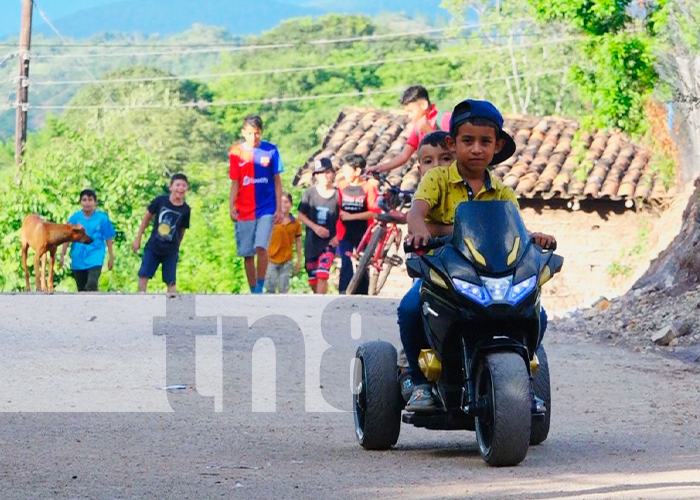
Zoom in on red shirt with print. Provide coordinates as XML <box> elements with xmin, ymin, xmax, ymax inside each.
<box><xmin>336</xmin><ymin>179</ymin><xmax>380</xmax><ymax>244</ymax></box>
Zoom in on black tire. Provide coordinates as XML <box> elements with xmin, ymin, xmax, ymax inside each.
<box><xmin>368</xmin><ymin>268</ymin><xmax>380</xmax><ymax>296</ymax></box>
<box><xmin>475</xmin><ymin>352</ymin><xmax>531</xmax><ymax>466</ymax></box>
<box><xmin>347</xmin><ymin>226</ymin><xmax>385</xmax><ymax>295</ymax></box>
<box><xmin>370</xmin><ymin>231</ymin><xmax>397</xmax><ymax>295</ymax></box>
<box><xmin>353</xmin><ymin>340</ymin><xmax>402</xmax><ymax>450</ymax></box>
<box><xmin>530</xmin><ymin>344</ymin><xmax>551</xmax><ymax>445</ymax></box>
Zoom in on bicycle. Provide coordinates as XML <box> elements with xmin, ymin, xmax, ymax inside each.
<box><xmin>345</xmin><ymin>181</ymin><xmax>413</xmax><ymax>295</ymax></box>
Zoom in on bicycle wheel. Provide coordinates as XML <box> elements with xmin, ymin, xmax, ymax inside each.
<box><xmin>369</xmin><ymin>230</ymin><xmax>397</xmax><ymax>296</ymax></box>
<box><xmin>347</xmin><ymin>226</ymin><xmax>385</xmax><ymax>295</ymax></box>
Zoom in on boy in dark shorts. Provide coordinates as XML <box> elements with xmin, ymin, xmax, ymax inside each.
<box><xmin>59</xmin><ymin>189</ymin><xmax>116</xmax><ymax>292</ymax></box>
<box><xmin>336</xmin><ymin>154</ymin><xmax>380</xmax><ymax>294</ymax></box>
<box><xmin>132</xmin><ymin>174</ymin><xmax>191</xmax><ymax>296</ymax></box>
<box><xmin>397</xmin><ymin>131</ymin><xmax>455</xmax><ymax>400</ymax></box>
<box><xmin>297</xmin><ymin>158</ymin><xmax>339</xmax><ymax>295</ymax></box>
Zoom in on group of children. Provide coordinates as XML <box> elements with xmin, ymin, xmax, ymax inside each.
<box><xmin>61</xmin><ymin>86</ymin><xmax>558</xmax><ymax>415</ymax></box>
<box><xmin>264</xmin><ymin>85</ymin><xmax>459</xmax><ymax>295</ymax></box>
<box><xmin>57</xmin><ymin>174</ymin><xmax>190</xmax><ymax>295</ymax></box>
<box><xmin>57</xmin><ymin>85</ymin><xmax>488</xmax><ymax>298</ymax></box>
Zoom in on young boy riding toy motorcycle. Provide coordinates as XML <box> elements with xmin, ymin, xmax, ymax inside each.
<box><xmin>400</xmin><ymin>99</ymin><xmax>556</xmax><ymax>412</ymax></box>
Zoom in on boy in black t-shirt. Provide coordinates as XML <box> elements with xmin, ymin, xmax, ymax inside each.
<box><xmin>297</xmin><ymin>158</ymin><xmax>339</xmax><ymax>295</ymax></box>
<box><xmin>132</xmin><ymin>174</ymin><xmax>191</xmax><ymax>296</ymax></box>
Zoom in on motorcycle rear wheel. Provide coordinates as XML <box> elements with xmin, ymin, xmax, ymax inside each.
<box><xmin>475</xmin><ymin>351</ymin><xmax>531</xmax><ymax>466</ymax></box>
<box><xmin>353</xmin><ymin>340</ymin><xmax>402</xmax><ymax>450</ymax></box>
<box><xmin>530</xmin><ymin>344</ymin><xmax>551</xmax><ymax>445</ymax></box>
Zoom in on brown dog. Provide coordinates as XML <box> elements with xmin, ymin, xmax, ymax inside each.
<box><xmin>20</xmin><ymin>214</ymin><xmax>93</xmax><ymax>293</ymax></box>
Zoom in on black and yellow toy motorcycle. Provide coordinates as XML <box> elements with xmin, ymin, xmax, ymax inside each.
<box><xmin>353</xmin><ymin>201</ymin><xmax>563</xmax><ymax>466</ymax></box>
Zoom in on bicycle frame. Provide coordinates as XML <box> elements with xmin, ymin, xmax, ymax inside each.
<box><xmin>345</xmin><ymin>179</ymin><xmax>413</xmax><ymax>295</ymax></box>
<box><xmin>354</xmin><ymin>219</ymin><xmax>401</xmax><ymax>270</ymax></box>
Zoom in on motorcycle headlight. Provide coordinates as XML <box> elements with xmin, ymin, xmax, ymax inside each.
<box><xmin>482</xmin><ymin>276</ymin><xmax>512</xmax><ymax>301</ymax></box>
<box><xmin>453</xmin><ymin>278</ymin><xmax>491</xmax><ymax>306</ymax></box>
<box><xmin>453</xmin><ymin>275</ymin><xmax>537</xmax><ymax>306</ymax></box>
<box><xmin>507</xmin><ymin>275</ymin><xmax>537</xmax><ymax>305</ymax></box>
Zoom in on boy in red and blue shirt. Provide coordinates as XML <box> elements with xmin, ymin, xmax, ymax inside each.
<box><xmin>229</xmin><ymin>115</ymin><xmax>284</xmax><ymax>293</ymax></box>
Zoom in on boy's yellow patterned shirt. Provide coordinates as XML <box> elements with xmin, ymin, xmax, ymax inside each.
<box><xmin>414</xmin><ymin>163</ymin><xmax>519</xmax><ymax>225</ymax></box>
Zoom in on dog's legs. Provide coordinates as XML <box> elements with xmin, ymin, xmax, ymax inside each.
<box><xmin>48</xmin><ymin>249</ymin><xmax>56</xmax><ymax>294</ymax></box>
<box><xmin>22</xmin><ymin>244</ymin><xmax>30</xmax><ymax>292</ymax></box>
<box><xmin>34</xmin><ymin>252</ymin><xmax>43</xmax><ymax>292</ymax></box>
<box><xmin>40</xmin><ymin>252</ymin><xmax>47</xmax><ymax>292</ymax></box>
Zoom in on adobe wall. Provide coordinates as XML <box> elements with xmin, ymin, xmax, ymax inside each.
<box><xmin>519</xmin><ymin>200</ymin><xmax>658</xmax><ymax>315</ymax></box>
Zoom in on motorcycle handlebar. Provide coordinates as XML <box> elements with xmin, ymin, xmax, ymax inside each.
<box><xmin>403</xmin><ymin>236</ymin><xmax>451</xmax><ymax>254</ymax></box>
<box><xmin>536</xmin><ymin>241</ymin><xmax>557</xmax><ymax>252</ymax></box>
<box><xmin>404</xmin><ymin>237</ymin><xmax>557</xmax><ymax>254</ymax></box>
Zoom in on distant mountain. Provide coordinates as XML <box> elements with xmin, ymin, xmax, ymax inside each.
<box><xmin>289</xmin><ymin>0</ymin><xmax>450</xmax><ymax>21</ymax></box>
<box><xmin>32</xmin><ymin>0</ymin><xmax>326</xmax><ymax>38</ymax></box>
<box><xmin>0</xmin><ymin>1</ymin><xmax>114</xmax><ymax>37</ymax></box>
<box><xmin>0</xmin><ymin>0</ymin><xmax>454</xmax><ymax>39</ymax></box>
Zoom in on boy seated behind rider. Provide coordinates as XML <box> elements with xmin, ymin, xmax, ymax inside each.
<box><xmin>400</xmin><ymin>99</ymin><xmax>556</xmax><ymax>412</ymax></box>
<box><xmin>416</xmin><ymin>131</ymin><xmax>454</xmax><ymax>177</ymax></box>
<box><xmin>397</xmin><ymin>130</ymin><xmax>454</xmax><ymax>400</ymax></box>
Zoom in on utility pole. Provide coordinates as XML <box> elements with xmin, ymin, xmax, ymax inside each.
<box><xmin>15</xmin><ymin>0</ymin><xmax>33</xmax><ymax>168</ymax></box>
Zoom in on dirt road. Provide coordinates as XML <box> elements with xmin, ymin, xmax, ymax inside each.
<box><xmin>1</xmin><ymin>294</ymin><xmax>699</xmax><ymax>499</ymax></box>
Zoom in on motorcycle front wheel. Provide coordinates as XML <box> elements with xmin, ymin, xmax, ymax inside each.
<box><xmin>475</xmin><ymin>351</ymin><xmax>531</xmax><ymax>466</ymax></box>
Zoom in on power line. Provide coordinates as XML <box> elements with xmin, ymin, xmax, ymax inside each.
<box><xmin>32</xmin><ymin>0</ymin><xmax>175</xmax><ymax>174</ymax></box>
<box><xmin>0</xmin><ymin>51</ymin><xmax>17</xmax><ymax>67</ymax></box>
<box><xmin>29</xmin><ymin>18</ymin><xmax>537</xmax><ymax>60</ymax></box>
<box><xmin>27</xmin><ymin>35</ymin><xmax>587</xmax><ymax>87</ymax></box>
<box><xmin>32</xmin><ymin>41</ymin><xmax>298</xmax><ymax>60</ymax></box>
<box><xmin>0</xmin><ymin>29</ymin><xmax>556</xmax><ymax>50</ymax></box>
<box><xmin>0</xmin><ymin>85</ymin><xmax>15</xmax><ymax>118</ymax></box>
<box><xmin>24</xmin><ymin>69</ymin><xmax>568</xmax><ymax>110</ymax></box>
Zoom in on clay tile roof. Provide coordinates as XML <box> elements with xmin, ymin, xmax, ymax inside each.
<box><xmin>293</xmin><ymin>107</ymin><xmax>671</xmax><ymax>206</ymax></box>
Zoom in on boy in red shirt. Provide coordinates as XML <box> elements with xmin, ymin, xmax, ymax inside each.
<box><xmin>229</xmin><ymin>115</ymin><xmax>284</xmax><ymax>294</ymax></box>
<box><xmin>336</xmin><ymin>154</ymin><xmax>381</xmax><ymax>294</ymax></box>
<box><xmin>366</xmin><ymin>85</ymin><xmax>451</xmax><ymax>175</ymax></box>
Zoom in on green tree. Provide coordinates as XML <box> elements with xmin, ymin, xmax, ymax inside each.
<box><xmin>526</xmin><ymin>0</ymin><xmax>662</xmax><ymax>133</ymax></box>
<box><xmin>443</xmin><ymin>0</ymin><xmax>664</xmax><ymax>133</ymax></box>
<box><xmin>0</xmin><ymin>68</ymin><xmax>250</xmax><ymax>293</ymax></box>
<box><xmin>440</xmin><ymin>0</ymin><xmax>585</xmax><ymax>117</ymax></box>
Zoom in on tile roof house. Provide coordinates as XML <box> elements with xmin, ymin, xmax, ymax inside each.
<box><xmin>293</xmin><ymin>106</ymin><xmax>682</xmax><ymax>314</ymax></box>
<box><xmin>293</xmin><ymin>107</ymin><xmax>671</xmax><ymax>207</ymax></box>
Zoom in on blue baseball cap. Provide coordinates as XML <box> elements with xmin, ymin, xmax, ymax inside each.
<box><xmin>449</xmin><ymin>99</ymin><xmax>516</xmax><ymax>165</ymax></box>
